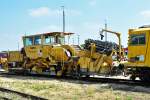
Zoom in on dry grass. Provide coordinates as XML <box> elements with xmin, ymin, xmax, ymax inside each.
<box><xmin>0</xmin><ymin>76</ymin><xmax>149</xmax><ymax>100</ymax></box>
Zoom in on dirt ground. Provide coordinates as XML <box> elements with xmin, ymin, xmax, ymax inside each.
<box><xmin>0</xmin><ymin>75</ymin><xmax>149</xmax><ymax>100</ymax></box>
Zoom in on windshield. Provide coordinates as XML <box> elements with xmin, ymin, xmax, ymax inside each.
<box><xmin>34</xmin><ymin>36</ymin><xmax>41</xmax><ymax>45</ymax></box>
<box><xmin>44</xmin><ymin>35</ymin><xmax>65</xmax><ymax>44</ymax></box>
<box><xmin>24</xmin><ymin>37</ymin><xmax>33</xmax><ymax>46</ymax></box>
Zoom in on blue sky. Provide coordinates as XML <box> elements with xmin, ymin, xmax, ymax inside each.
<box><xmin>0</xmin><ymin>0</ymin><xmax>150</xmax><ymax>51</ymax></box>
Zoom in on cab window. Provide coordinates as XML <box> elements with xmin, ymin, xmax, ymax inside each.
<box><xmin>34</xmin><ymin>36</ymin><xmax>41</xmax><ymax>45</ymax></box>
<box><xmin>58</xmin><ymin>37</ymin><xmax>65</xmax><ymax>44</ymax></box>
<box><xmin>44</xmin><ymin>36</ymin><xmax>55</xmax><ymax>44</ymax></box>
<box><xmin>130</xmin><ymin>34</ymin><xmax>146</xmax><ymax>45</ymax></box>
<box><xmin>24</xmin><ymin>37</ymin><xmax>33</xmax><ymax>46</ymax></box>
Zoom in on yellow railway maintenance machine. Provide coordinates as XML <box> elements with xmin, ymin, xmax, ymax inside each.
<box><xmin>7</xmin><ymin>32</ymin><xmax>80</xmax><ymax>76</ymax></box>
<box><xmin>126</xmin><ymin>25</ymin><xmax>150</xmax><ymax>81</ymax></box>
<box><xmin>76</xmin><ymin>29</ymin><xmax>124</xmax><ymax>77</ymax></box>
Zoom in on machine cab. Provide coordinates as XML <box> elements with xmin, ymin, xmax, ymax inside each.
<box><xmin>23</xmin><ymin>32</ymin><xmax>74</xmax><ymax>46</ymax></box>
<box><xmin>22</xmin><ymin>32</ymin><xmax>74</xmax><ymax>59</ymax></box>
<box><xmin>128</xmin><ymin>26</ymin><xmax>150</xmax><ymax>67</ymax></box>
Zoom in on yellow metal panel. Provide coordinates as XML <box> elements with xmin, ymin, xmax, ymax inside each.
<box><xmin>50</xmin><ymin>47</ymin><xmax>69</xmax><ymax>62</ymax></box>
<box><xmin>128</xmin><ymin>28</ymin><xmax>150</xmax><ymax>67</ymax></box>
<box><xmin>89</xmin><ymin>61</ymin><xmax>95</xmax><ymax>72</ymax></box>
<box><xmin>78</xmin><ymin>57</ymin><xmax>90</xmax><ymax>69</ymax></box>
<box><xmin>24</xmin><ymin>45</ymin><xmax>53</xmax><ymax>59</ymax></box>
<box><xmin>8</xmin><ymin>51</ymin><xmax>23</xmax><ymax>62</ymax></box>
<box><xmin>145</xmin><ymin>31</ymin><xmax>150</xmax><ymax>66</ymax></box>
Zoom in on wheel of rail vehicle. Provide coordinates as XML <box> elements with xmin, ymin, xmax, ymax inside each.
<box><xmin>86</xmin><ymin>75</ymin><xmax>90</xmax><ymax>78</ymax></box>
<box><xmin>60</xmin><ymin>68</ymin><xmax>67</xmax><ymax>78</ymax></box>
<box><xmin>71</xmin><ymin>65</ymin><xmax>81</xmax><ymax>79</ymax></box>
<box><xmin>130</xmin><ymin>75</ymin><xmax>136</xmax><ymax>81</ymax></box>
<box><xmin>55</xmin><ymin>65</ymin><xmax>63</xmax><ymax>77</ymax></box>
<box><xmin>130</xmin><ymin>70</ymin><xmax>136</xmax><ymax>81</ymax></box>
<box><xmin>139</xmin><ymin>70</ymin><xmax>150</xmax><ymax>82</ymax></box>
<box><xmin>76</xmin><ymin>65</ymin><xmax>81</xmax><ymax>79</ymax></box>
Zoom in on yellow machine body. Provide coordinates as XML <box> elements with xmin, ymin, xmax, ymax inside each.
<box><xmin>24</xmin><ymin>45</ymin><xmax>71</xmax><ymax>62</ymax></box>
<box><xmin>1</xmin><ymin>51</ymin><xmax>23</xmax><ymax>71</ymax></box>
<box><xmin>76</xmin><ymin>29</ymin><xmax>123</xmax><ymax>75</ymax></box>
<box><xmin>4</xmin><ymin>32</ymin><xmax>79</xmax><ymax>76</ymax></box>
<box><xmin>0</xmin><ymin>58</ymin><xmax>7</xmax><ymax>64</ymax></box>
<box><xmin>24</xmin><ymin>45</ymin><xmax>52</xmax><ymax>59</ymax></box>
<box><xmin>7</xmin><ymin>51</ymin><xmax>23</xmax><ymax>62</ymax></box>
<box><xmin>127</xmin><ymin>28</ymin><xmax>150</xmax><ymax>67</ymax></box>
<box><xmin>0</xmin><ymin>52</ymin><xmax>8</xmax><ymax>67</ymax></box>
<box><xmin>77</xmin><ymin>44</ymin><xmax>113</xmax><ymax>74</ymax></box>
<box><xmin>22</xmin><ymin>32</ymin><xmax>76</xmax><ymax>73</ymax></box>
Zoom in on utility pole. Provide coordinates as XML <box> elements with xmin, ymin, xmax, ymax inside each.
<box><xmin>62</xmin><ymin>6</ymin><xmax>65</xmax><ymax>33</ymax></box>
<box><xmin>18</xmin><ymin>42</ymin><xmax>19</xmax><ymax>51</ymax></box>
<box><xmin>105</xmin><ymin>19</ymin><xmax>107</xmax><ymax>42</ymax></box>
<box><xmin>61</xmin><ymin>6</ymin><xmax>65</xmax><ymax>44</ymax></box>
<box><xmin>77</xmin><ymin>35</ymin><xmax>80</xmax><ymax>45</ymax></box>
<box><xmin>104</xmin><ymin>19</ymin><xmax>107</xmax><ymax>49</ymax></box>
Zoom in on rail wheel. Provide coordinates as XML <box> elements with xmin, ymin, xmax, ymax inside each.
<box><xmin>76</xmin><ymin>65</ymin><xmax>81</xmax><ymax>79</ymax></box>
<box><xmin>130</xmin><ymin>74</ymin><xmax>136</xmax><ymax>81</ymax></box>
<box><xmin>139</xmin><ymin>70</ymin><xmax>150</xmax><ymax>82</ymax></box>
<box><xmin>71</xmin><ymin>65</ymin><xmax>81</xmax><ymax>79</ymax></box>
<box><xmin>86</xmin><ymin>75</ymin><xmax>90</xmax><ymax>78</ymax></box>
<box><xmin>32</xmin><ymin>66</ymin><xmax>43</xmax><ymax>74</ymax></box>
<box><xmin>55</xmin><ymin>64</ymin><xmax>63</xmax><ymax>77</ymax></box>
<box><xmin>56</xmin><ymin>70</ymin><xmax>63</xmax><ymax>77</ymax></box>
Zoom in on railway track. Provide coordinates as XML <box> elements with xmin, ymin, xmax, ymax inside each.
<box><xmin>0</xmin><ymin>87</ymin><xmax>47</xmax><ymax>100</ymax></box>
<box><xmin>83</xmin><ymin>77</ymin><xmax>150</xmax><ymax>87</ymax></box>
<box><xmin>0</xmin><ymin>72</ymin><xmax>149</xmax><ymax>87</ymax></box>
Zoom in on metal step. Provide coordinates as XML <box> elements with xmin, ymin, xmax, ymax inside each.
<box><xmin>71</xmin><ymin>45</ymin><xmax>82</xmax><ymax>51</ymax></box>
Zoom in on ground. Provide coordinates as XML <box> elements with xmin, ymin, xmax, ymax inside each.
<box><xmin>0</xmin><ymin>75</ymin><xmax>149</xmax><ymax>100</ymax></box>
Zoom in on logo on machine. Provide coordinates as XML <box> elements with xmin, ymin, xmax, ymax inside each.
<box><xmin>38</xmin><ymin>49</ymin><xmax>43</xmax><ymax>57</ymax></box>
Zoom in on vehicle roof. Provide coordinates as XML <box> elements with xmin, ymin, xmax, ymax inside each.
<box><xmin>129</xmin><ymin>28</ymin><xmax>150</xmax><ymax>33</ymax></box>
<box><xmin>23</xmin><ymin>32</ymin><xmax>74</xmax><ymax>38</ymax></box>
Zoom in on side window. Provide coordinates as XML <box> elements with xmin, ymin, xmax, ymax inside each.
<box><xmin>58</xmin><ymin>37</ymin><xmax>65</xmax><ymax>44</ymax></box>
<box><xmin>139</xmin><ymin>35</ymin><xmax>145</xmax><ymax>44</ymax></box>
<box><xmin>24</xmin><ymin>37</ymin><xmax>33</xmax><ymax>46</ymax></box>
<box><xmin>34</xmin><ymin>36</ymin><xmax>41</xmax><ymax>45</ymax></box>
<box><xmin>44</xmin><ymin>36</ymin><xmax>55</xmax><ymax>44</ymax></box>
<box><xmin>130</xmin><ymin>34</ymin><xmax>146</xmax><ymax>45</ymax></box>
<box><xmin>45</xmin><ymin>36</ymin><xmax>50</xmax><ymax>44</ymax></box>
<box><xmin>50</xmin><ymin>37</ymin><xmax>55</xmax><ymax>43</ymax></box>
